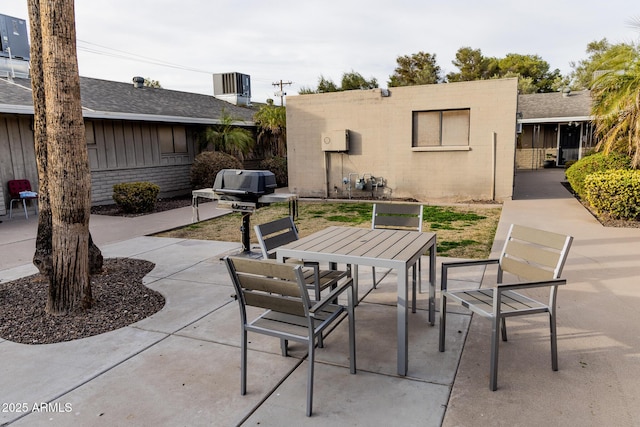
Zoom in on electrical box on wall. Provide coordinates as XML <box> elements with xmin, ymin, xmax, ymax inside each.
<box><xmin>321</xmin><ymin>130</ymin><xmax>350</xmax><ymax>152</ymax></box>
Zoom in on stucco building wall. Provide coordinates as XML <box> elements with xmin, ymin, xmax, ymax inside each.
<box><xmin>286</xmin><ymin>78</ymin><xmax>519</xmax><ymax>203</ymax></box>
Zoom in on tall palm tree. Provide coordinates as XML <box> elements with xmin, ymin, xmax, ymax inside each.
<box><xmin>29</xmin><ymin>0</ymin><xmax>96</xmax><ymax>314</ymax></box>
<box><xmin>202</xmin><ymin>109</ymin><xmax>254</xmax><ymax>161</ymax></box>
<box><xmin>254</xmin><ymin>101</ymin><xmax>287</xmax><ymax>157</ymax></box>
<box><xmin>591</xmin><ymin>25</ymin><xmax>640</xmax><ymax>168</ymax></box>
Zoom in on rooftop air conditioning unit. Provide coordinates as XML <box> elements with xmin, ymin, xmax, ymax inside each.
<box><xmin>321</xmin><ymin>130</ymin><xmax>349</xmax><ymax>152</ymax></box>
<box><xmin>213</xmin><ymin>72</ymin><xmax>251</xmax><ymax>106</ymax></box>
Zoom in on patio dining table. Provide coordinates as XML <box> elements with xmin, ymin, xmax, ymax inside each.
<box><xmin>276</xmin><ymin>226</ymin><xmax>436</xmax><ymax>376</ymax></box>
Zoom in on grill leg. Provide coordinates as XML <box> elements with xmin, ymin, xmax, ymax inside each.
<box><xmin>241</xmin><ymin>213</ymin><xmax>251</xmax><ymax>252</ymax></box>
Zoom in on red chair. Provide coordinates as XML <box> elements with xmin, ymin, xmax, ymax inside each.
<box><xmin>8</xmin><ymin>179</ymin><xmax>38</xmax><ymax>219</ymax></box>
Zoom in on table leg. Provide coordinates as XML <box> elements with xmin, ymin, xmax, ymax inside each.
<box><xmin>397</xmin><ymin>265</ymin><xmax>409</xmax><ymax>376</ymax></box>
<box><xmin>352</xmin><ymin>264</ymin><xmax>359</xmax><ymax>306</ymax></box>
<box><xmin>429</xmin><ymin>242</ymin><xmax>436</xmax><ymax>326</ymax></box>
<box><xmin>191</xmin><ymin>196</ymin><xmax>200</xmax><ymax>223</ymax></box>
<box><xmin>412</xmin><ymin>262</ymin><xmax>417</xmax><ymax>313</ymax></box>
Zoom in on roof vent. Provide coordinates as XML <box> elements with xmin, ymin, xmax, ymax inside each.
<box><xmin>132</xmin><ymin>76</ymin><xmax>145</xmax><ymax>88</ymax></box>
<box><xmin>562</xmin><ymin>87</ymin><xmax>571</xmax><ymax>97</ymax></box>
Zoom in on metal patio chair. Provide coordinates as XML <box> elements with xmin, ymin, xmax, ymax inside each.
<box><xmin>439</xmin><ymin>224</ymin><xmax>573</xmax><ymax>390</ymax></box>
<box><xmin>371</xmin><ymin>203</ymin><xmax>424</xmax><ymax>312</ymax></box>
<box><xmin>8</xmin><ymin>179</ymin><xmax>38</xmax><ymax>219</ymax></box>
<box><xmin>254</xmin><ymin>217</ymin><xmax>347</xmax><ymax>301</ymax></box>
<box><xmin>225</xmin><ymin>256</ymin><xmax>356</xmax><ymax>417</ymax></box>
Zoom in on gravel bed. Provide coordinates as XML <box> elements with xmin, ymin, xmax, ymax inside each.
<box><xmin>0</xmin><ymin>198</ymin><xmax>195</xmax><ymax>345</ymax></box>
<box><xmin>0</xmin><ymin>258</ymin><xmax>165</xmax><ymax>345</ymax></box>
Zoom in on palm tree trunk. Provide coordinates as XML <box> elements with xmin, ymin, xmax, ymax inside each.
<box><xmin>36</xmin><ymin>0</ymin><xmax>93</xmax><ymax>314</ymax></box>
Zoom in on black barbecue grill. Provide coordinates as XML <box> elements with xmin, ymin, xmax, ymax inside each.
<box><xmin>210</xmin><ymin>169</ymin><xmax>295</xmax><ymax>252</ymax></box>
<box><xmin>213</xmin><ymin>169</ymin><xmax>277</xmax><ymax>203</ymax></box>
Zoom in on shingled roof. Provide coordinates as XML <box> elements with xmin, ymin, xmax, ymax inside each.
<box><xmin>518</xmin><ymin>90</ymin><xmax>592</xmax><ymax>123</ymax></box>
<box><xmin>0</xmin><ymin>76</ymin><xmax>255</xmax><ymax>125</ymax></box>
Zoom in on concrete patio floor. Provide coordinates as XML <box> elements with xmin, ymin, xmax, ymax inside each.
<box><xmin>0</xmin><ymin>233</ymin><xmax>476</xmax><ymax>426</ymax></box>
<box><xmin>1</xmin><ymin>169</ymin><xmax>639</xmax><ymax>426</ymax></box>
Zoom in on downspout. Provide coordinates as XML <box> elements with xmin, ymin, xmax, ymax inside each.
<box><xmin>491</xmin><ymin>131</ymin><xmax>497</xmax><ymax>201</ymax></box>
<box><xmin>324</xmin><ymin>151</ymin><xmax>329</xmax><ymax>198</ymax></box>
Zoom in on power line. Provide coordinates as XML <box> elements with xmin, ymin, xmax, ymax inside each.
<box><xmin>76</xmin><ymin>39</ymin><xmax>214</xmax><ymax>74</ymax></box>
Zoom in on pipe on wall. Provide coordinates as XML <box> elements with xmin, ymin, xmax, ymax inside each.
<box><xmin>491</xmin><ymin>132</ymin><xmax>497</xmax><ymax>201</ymax></box>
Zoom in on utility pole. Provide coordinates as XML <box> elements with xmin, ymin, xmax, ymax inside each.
<box><xmin>272</xmin><ymin>80</ymin><xmax>292</xmax><ymax>106</ymax></box>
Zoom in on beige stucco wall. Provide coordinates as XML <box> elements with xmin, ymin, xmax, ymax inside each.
<box><xmin>286</xmin><ymin>78</ymin><xmax>519</xmax><ymax>203</ymax></box>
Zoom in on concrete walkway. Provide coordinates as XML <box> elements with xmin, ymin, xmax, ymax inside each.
<box><xmin>1</xmin><ymin>169</ymin><xmax>639</xmax><ymax>426</ymax></box>
<box><xmin>443</xmin><ymin>169</ymin><xmax>640</xmax><ymax>427</ymax></box>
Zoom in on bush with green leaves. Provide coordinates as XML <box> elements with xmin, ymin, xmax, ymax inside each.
<box><xmin>584</xmin><ymin>170</ymin><xmax>640</xmax><ymax>220</ymax></box>
<box><xmin>190</xmin><ymin>151</ymin><xmax>243</xmax><ymax>189</ymax></box>
<box><xmin>565</xmin><ymin>152</ymin><xmax>632</xmax><ymax>198</ymax></box>
<box><xmin>259</xmin><ymin>156</ymin><xmax>288</xmax><ymax>187</ymax></box>
<box><xmin>112</xmin><ymin>182</ymin><xmax>160</xmax><ymax>214</ymax></box>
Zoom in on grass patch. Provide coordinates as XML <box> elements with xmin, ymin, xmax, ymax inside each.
<box><xmin>156</xmin><ymin>201</ymin><xmax>501</xmax><ymax>259</ymax></box>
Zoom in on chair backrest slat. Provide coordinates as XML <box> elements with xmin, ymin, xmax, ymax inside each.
<box><xmin>509</xmin><ymin>224</ymin><xmax>569</xmax><ymax>250</ymax></box>
<box><xmin>501</xmin><ymin>257</ymin><xmax>556</xmax><ymax>281</ymax></box>
<box><xmin>504</xmin><ymin>240</ymin><xmax>562</xmax><ymax>269</ymax></box>
<box><xmin>243</xmin><ymin>292</ymin><xmax>306</xmax><ymax>317</ymax></box>
<box><xmin>500</xmin><ymin>224</ymin><xmax>573</xmax><ymax>280</ymax></box>
<box><xmin>229</xmin><ymin>256</ymin><xmax>296</xmax><ymax>279</ymax></box>
<box><xmin>235</xmin><ymin>273</ymin><xmax>301</xmax><ymax>297</ymax></box>
<box><xmin>254</xmin><ymin>217</ymin><xmax>299</xmax><ymax>259</ymax></box>
<box><xmin>372</xmin><ymin>203</ymin><xmax>423</xmax><ymax>231</ymax></box>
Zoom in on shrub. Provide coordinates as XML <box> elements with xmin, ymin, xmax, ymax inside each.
<box><xmin>259</xmin><ymin>156</ymin><xmax>288</xmax><ymax>187</ymax></box>
<box><xmin>190</xmin><ymin>151</ymin><xmax>243</xmax><ymax>189</ymax></box>
<box><xmin>565</xmin><ymin>152</ymin><xmax>632</xmax><ymax>198</ymax></box>
<box><xmin>584</xmin><ymin>170</ymin><xmax>640</xmax><ymax>220</ymax></box>
<box><xmin>112</xmin><ymin>182</ymin><xmax>160</xmax><ymax>214</ymax></box>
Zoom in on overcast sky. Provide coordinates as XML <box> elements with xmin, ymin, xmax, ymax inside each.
<box><xmin>2</xmin><ymin>1</ymin><xmax>639</xmax><ymax>104</ymax></box>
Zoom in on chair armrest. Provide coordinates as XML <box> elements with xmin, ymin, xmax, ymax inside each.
<box><xmin>309</xmin><ymin>277</ymin><xmax>354</xmax><ymax>314</ymax></box>
<box><xmin>442</xmin><ymin>259</ymin><xmax>499</xmax><ymax>269</ymax></box>
<box><xmin>496</xmin><ymin>279</ymin><xmax>566</xmax><ymax>293</ymax></box>
<box><xmin>282</xmin><ymin>258</ymin><xmax>319</xmax><ymax>269</ymax></box>
<box><xmin>441</xmin><ymin>259</ymin><xmax>499</xmax><ymax>290</ymax></box>
<box><xmin>303</xmin><ymin>261</ymin><xmax>320</xmax><ymax>275</ymax></box>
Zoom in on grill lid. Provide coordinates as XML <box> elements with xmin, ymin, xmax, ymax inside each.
<box><xmin>213</xmin><ymin>169</ymin><xmax>276</xmax><ymax>200</ymax></box>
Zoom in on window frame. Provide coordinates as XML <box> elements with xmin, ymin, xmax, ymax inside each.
<box><xmin>411</xmin><ymin>108</ymin><xmax>471</xmax><ymax>152</ymax></box>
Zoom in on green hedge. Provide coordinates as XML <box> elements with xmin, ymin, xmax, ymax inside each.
<box><xmin>190</xmin><ymin>151</ymin><xmax>242</xmax><ymax>189</ymax></box>
<box><xmin>585</xmin><ymin>170</ymin><xmax>640</xmax><ymax>220</ymax></box>
<box><xmin>565</xmin><ymin>152</ymin><xmax>632</xmax><ymax>198</ymax></box>
<box><xmin>112</xmin><ymin>182</ymin><xmax>160</xmax><ymax>214</ymax></box>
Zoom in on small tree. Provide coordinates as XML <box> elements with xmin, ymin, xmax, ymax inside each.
<box><xmin>496</xmin><ymin>53</ymin><xmax>561</xmax><ymax>92</ymax></box>
<box><xmin>200</xmin><ymin>109</ymin><xmax>254</xmax><ymax>160</ymax></box>
<box><xmin>446</xmin><ymin>47</ymin><xmax>497</xmax><ymax>82</ymax></box>
<box><xmin>590</xmin><ymin>33</ymin><xmax>640</xmax><ymax>167</ymax></box>
<box><xmin>569</xmin><ymin>39</ymin><xmax>608</xmax><ymax>89</ymax></box>
<box><xmin>317</xmin><ymin>75</ymin><xmax>339</xmax><ymax>93</ymax></box>
<box><xmin>340</xmin><ymin>71</ymin><xmax>378</xmax><ymax>90</ymax></box>
<box><xmin>388</xmin><ymin>51</ymin><xmax>442</xmax><ymax>87</ymax></box>
<box><xmin>299</xmin><ymin>71</ymin><xmax>378</xmax><ymax>94</ymax></box>
<box><xmin>254</xmin><ymin>100</ymin><xmax>287</xmax><ymax>158</ymax></box>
